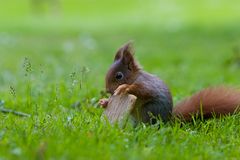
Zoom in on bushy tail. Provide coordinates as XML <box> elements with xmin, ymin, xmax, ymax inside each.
<box><xmin>172</xmin><ymin>87</ymin><xmax>240</xmax><ymax>121</ymax></box>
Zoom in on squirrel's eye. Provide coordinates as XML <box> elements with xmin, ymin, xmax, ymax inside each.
<box><xmin>115</xmin><ymin>72</ymin><xmax>124</xmax><ymax>80</ymax></box>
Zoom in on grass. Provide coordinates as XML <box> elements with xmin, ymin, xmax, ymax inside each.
<box><xmin>1</xmin><ymin>0</ymin><xmax>240</xmax><ymax>159</ymax></box>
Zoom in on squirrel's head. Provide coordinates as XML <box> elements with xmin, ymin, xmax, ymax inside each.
<box><xmin>105</xmin><ymin>42</ymin><xmax>141</xmax><ymax>94</ymax></box>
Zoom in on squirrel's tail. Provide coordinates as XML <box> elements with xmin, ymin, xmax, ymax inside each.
<box><xmin>172</xmin><ymin>87</ymin><xmax>240</xmax><ymax>121</ymax></box>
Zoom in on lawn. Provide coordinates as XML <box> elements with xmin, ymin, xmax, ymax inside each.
<box><xmin>1</xmin><ymin>0</ymin><xmax>240</xmax><ymax>159</ymax></box>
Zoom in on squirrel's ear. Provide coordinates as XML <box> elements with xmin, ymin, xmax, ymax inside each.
<box><xmin>114</xmin><ymin>42</ymin><xmax>133</xmax><ymax>61</ymax></box>
<box><xmin>117</xmin><ymin>42</ymin><xmax>139</xmax><ymax>71</ymax></box>
<box><xmin>114</xmin><ymin>49</ymin><xmax>122</xmax><ymax>61</ymax></box>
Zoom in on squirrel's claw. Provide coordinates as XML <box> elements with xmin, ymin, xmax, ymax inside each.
<box><xmin>114</xmin><ymin>84</ymin><xmax>130</xmax><ymax>96</ymax></box>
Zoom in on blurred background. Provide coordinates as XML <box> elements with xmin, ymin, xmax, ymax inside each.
<box><xmin>1</xmin><ymin>1</ymin><xmax>240</xmax><ymax>158</ymax></box>
<box><xmin>1</xmin><ymin>0</ymin><xmax>240</xmax><ymax>101</ymax></box>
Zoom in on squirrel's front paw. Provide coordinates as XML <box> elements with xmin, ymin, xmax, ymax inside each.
<box><xmin>98</xmin><ymin>98</ymin><xmax>109</xmax><ymax>108</ymax></box>
<box><xmin>114</xmin><ymin>84</ymin><xmax>130</xmax><ymax>95</ymax></box>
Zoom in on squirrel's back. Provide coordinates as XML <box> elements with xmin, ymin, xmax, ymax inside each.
<box><xmin>173</xmin><ymin>87</ymin><xmax>240</xmax><ymax>121</ymax></box>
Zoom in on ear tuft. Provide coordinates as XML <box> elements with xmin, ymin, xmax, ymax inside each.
<box><xmin>114</xmin><ymin>41</ymin><xmax>140</xmax><ymax>71</ymax></box>
<box><xmin>114</xmin><ymin>42</ymin><xmax>134</xmax><ymax>61</ymax></box>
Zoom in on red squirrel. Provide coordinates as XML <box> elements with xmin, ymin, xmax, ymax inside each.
<box><xmin>99</xmin><ymin>42</ymin><xmax>240</xmax><ymax>123</ymax></box>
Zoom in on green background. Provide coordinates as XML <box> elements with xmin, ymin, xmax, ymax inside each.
<box><xmin>1</xmin><ymin>0</ymin><xmax>240</xmax><ymax>159</ymax></box>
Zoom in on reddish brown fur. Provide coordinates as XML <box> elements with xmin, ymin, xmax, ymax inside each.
<box><xmin>127</xmin><ymin>83</ymin><xmax>154</xmax><ymax>99</ymax></box>
<box><xmin>173</xmin><ymin>87</ymin><xmax>240</xmax><ymax>121</ymax></box>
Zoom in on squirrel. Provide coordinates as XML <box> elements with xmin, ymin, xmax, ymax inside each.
<box><xmin>99</xmin><ymin>42</ymin><xmax>240</xmax><ymax>124</ymax></box>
